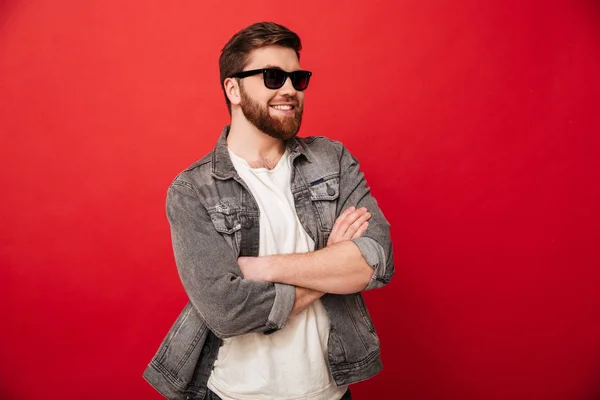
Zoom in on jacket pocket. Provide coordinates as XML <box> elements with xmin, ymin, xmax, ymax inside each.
<box><xmin>309</xmin><ymin>176</ymin><xmax>340</xmax><ymax>232</ymax></box>
<box><xmin>208</xmin><ymin>210</ymin><xmax>242</xmax><ymax>254</ymax></box>
<box><xmin>209</xmin><ymin>210</ymin><xmax>242</xmax><ymax>234</ymax></box>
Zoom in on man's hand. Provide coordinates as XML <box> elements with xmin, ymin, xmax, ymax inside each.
<box><xmin>327</xmin><ymin>206</ymin><xmax>371</xmax><ymax>246</ymax></box>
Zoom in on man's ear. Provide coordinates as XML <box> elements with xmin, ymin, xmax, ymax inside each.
<box><xmin>224</xmin><ymin>78</ymin><xmax>241</xmax><ymax>106</ymax></box>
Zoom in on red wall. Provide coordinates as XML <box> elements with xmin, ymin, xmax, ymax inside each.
<box><xmin>2</xmin><ymin>1</ymin><xmax>600</xmax><ymax>399</ymax></box>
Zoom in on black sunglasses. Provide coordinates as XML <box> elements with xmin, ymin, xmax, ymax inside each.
<box><xmin>231</xmin><ymin>68</ymin><xmax>312</xmax><ymax>91</ymax></box>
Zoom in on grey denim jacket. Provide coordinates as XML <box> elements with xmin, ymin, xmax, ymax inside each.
<box><xmin>143</xmin><ymin>126</ymin><xmax>394</xmax><ymax>399</ymax></box>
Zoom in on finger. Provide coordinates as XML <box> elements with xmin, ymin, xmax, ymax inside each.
<box><xmin>339</xmin><ymin>207</ymin><xmax>368</xmax><ymax>231</ymax></box>
<box><xmin>335</xmin><ymin>206</ymin><xmax>357</xmax><ymax>227</ymax></box>
<box><xmin>352</xmin><ymin>221</ymin><xmax>369</xmax><ymax>239</ymax></box>
<box><xmin>330</xmin><ymin>206</ymin><xmax>356</xmax><ymax>239</ymax></box>
<box><xmin>343</xmin><ymin>211</ymin><xmax>372</xmax><ymax>240</ymax></box>
<box><xmin>334</xmin><ymin>207</ymin><xmax>368</xmax><ymax>241</ymax></box>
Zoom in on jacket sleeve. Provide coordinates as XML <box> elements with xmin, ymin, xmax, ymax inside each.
<box><xmin>334</xmin><ymin>142</ymin><xmax>395</xmax><ymax>290</ymax></box>
<box><xmin>166</xmin><ymin>180</ymin><xmax>295</xmax><ymax>339</ymax></box>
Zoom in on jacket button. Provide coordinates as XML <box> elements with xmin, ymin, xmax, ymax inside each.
<box><xmin>243</xmin><ymin>219</ymin><xmax>253</xmax><ymax>229</ymax></box>
<box><xmin>326</xmin><ymin>184</ymin><xmax>336</xmax><ymax>196</ymax></box>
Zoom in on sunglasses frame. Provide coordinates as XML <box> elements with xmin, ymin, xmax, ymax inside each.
<box><xmin>231</xmin><ymin>68</ymin><xmax>312</xmax><ymax>91</ymax></box>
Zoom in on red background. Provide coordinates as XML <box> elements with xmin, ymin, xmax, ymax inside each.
<box><xmin>1</xmin><ymin>1</ymin><xmax>600</xmax><ymax>399</ymax></box>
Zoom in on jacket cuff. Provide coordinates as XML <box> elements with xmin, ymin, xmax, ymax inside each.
<box><xmin>265</xmin><ymin>283</ymin><xmax>295</xmax><ymax>333</ymax></box>
<box><xmin>352</xmin><ymin>236</ymin><xmax>387</xmax><ymax>291</ymax></box>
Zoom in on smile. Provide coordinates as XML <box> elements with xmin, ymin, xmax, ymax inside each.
<box><xmin>270</xmin><ymin>105</ymin><xmax>294</xmax><ymax>111</ymax></box>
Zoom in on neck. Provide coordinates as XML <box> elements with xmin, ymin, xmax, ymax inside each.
<box><xmin>227</xmin><ymin>113</ymin><xmax>286</xmax><ymax>165</ymax></box>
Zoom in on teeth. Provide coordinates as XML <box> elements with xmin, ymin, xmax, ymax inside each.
<box><xmin>271</xmin><ymin>105</ymin><xmax>293</xmax><ymax>110</ymax></box>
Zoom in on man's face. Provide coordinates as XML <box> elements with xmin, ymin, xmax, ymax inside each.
<box><xmin>237</xmin><ymin>45</ymin><xmax>305</xmax><ymax>140</ymax></box>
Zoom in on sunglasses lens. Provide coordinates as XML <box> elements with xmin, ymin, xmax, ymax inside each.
<box><xmin>264</xmin><ymin>69</ymin><xmax>286</xmax><ymax>89</ymax></box>
<box><xmin>292</xmin><ymin>71</ymin><xmax>311</xmax><ymax>91</ymax></box>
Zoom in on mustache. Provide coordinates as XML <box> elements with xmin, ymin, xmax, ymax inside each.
<box><xmin>269</xmin><ymin>98</ymin><xmax>300</xmax><ymax>107</ymax></box>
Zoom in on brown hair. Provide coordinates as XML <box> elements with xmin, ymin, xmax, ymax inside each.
<box><xmin>219</xmin><ymin>22</ymin><xmax>302</xmax><ymax>114</ymax></box>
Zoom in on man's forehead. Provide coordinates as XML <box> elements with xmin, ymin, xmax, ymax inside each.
<box><xmin>244</xmin><ymin>46</ymin><xmax>300</xmax><ymax>69</ymax></box>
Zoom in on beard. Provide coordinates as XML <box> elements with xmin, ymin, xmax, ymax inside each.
<box><xmin>239</xmin><ymin>86</ymin><xmax>303</xmax><ymax>141</ymax></box>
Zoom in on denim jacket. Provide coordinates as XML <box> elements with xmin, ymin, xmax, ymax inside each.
<box><xmin>143</xmin><ymin>126</ymin><xmax>394</xmax><ymax>399</ymax></box>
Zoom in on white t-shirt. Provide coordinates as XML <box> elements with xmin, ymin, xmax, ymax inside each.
<box><xmin>206</xmin><ymin>148</ymin><xmax>347</xmax><ymax>400</ymax></box>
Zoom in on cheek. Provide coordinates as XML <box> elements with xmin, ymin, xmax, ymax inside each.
<box><xmin>254</xmin><ymin>87</ymin><xmax>277</xmax><ymax>106</ymax></box>
<box><xmin>244</xmin><ymin>79</ymin><xmax>272</xmax><ymax>103</ymax></box>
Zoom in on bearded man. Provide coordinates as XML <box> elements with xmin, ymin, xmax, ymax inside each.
<box><xmin>144</xmin><ymin>21</ymin><xmax>395</xmax><ymax>400</ymax></box>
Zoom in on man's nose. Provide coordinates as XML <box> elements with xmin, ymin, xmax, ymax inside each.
<box><xmin>277</xmin><ymin>76</ymin><xmax>297</xmax><ymax>96</ymax></box>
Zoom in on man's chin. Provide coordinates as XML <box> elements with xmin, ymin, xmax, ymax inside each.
<box><xmin>269</xmin><ymin>111</ymin><xmax>297</xmax><ymax>121</ymax></box>
<box><xmin>263</xmin><ymin>119</ymin><xmax>301</xmax><ymax>140</ymax></box>
<box><xmin>264</xmin><ymin>128</ymin><xmax>298</xmax><ymax>141</ymax></box>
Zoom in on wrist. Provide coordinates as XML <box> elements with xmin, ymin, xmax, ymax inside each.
<box><xmin>262</xmin><ymin>255</ymin><xmax>278</xmax><ymax>282</ymax></box>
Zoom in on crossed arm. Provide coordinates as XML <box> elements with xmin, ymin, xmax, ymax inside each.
<box><xmin>239</xmin><ymin>206</ymin><xmax>374</xmax><ymax>315</ymax></box>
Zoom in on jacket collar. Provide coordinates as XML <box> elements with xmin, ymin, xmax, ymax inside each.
<box><xmin>211</xmin><ymin>125</ymin><xmax>312</xmax><ymax>180</ymax></box>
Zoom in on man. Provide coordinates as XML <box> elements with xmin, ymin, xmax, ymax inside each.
<box><xmin>143</xmin><ymin>22</ymin><xmax>394</xmax><ymax>400</ymax></box>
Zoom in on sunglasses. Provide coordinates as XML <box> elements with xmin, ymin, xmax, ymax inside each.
<box><xmin>231</xmin><ymin>68</ymin><xmax>312</xmax><ymax>91</ymax></box>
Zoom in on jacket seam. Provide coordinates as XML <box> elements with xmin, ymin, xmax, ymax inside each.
<box><xmin>173</xmin><ymin>323</ymin><xmax>206</xmax><ymax>374</ymax></box>
<box><xmin>342</xmin><ymin>298</ymin><xmax>370</xmax><ymax>351</ymax></box>
<box><xmin>170</xmin><ymin>180</ymin><xmax>195</xmax><ymax>191</ymax></box>
<box><xmin>157</xmin><ymin>305</ymin><xmax>193</xmax><ymax>364</ymax></box>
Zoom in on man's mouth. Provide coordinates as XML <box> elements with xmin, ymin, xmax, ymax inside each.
<box><xmin>270</xmin><ymin>104</ymin><xmax>295</xmax><ymax>111</ymax></box>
